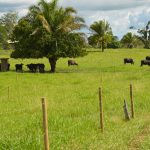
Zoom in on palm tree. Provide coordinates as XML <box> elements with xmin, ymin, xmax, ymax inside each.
<box><xmin>27</xmin><ymin>0</ymin><xmax>85</xmax><ymax>72</ymax></box>
<box><xmin>89</xmin><ymin>20</ymin><xmax>112</xmax><ymax>52</ymax></box>
<box><xmin>121</xmin><ymin>32</ymin><xmax>142</xmax><ymax>48</ymax></box>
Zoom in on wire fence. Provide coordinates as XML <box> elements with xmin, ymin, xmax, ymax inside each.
<box><xmin>0</xmin><ymin>84</ymin><xmax>103</xmax><ymax>148</ymax></box>
<box><xmin>0</xmin><ymin>81</ymin><xmax>148</xmax><ymax>149</ymax></box>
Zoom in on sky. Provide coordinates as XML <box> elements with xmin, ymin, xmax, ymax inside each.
<box><xmin>0</xmin><ymin>0</ymin><xmax>150</xmax><ymax>39</ymax></box>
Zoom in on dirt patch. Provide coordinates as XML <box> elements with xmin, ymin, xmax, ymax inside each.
<box><xmin>128</xmin><ymin>123</ymin><xmax>150</xmax><ymax>150</ymax></box>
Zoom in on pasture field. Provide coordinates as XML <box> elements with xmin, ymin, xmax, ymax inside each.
<box><xmin>0</xmin><ymin>48</ymin><xmax>150</xmax><ymax>150</ymax></box>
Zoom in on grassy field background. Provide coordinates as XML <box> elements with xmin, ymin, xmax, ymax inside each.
<box><xmin>0</xmin><ymin>48</ymin><xmax>150</xmax><ymax>149</ymax></box>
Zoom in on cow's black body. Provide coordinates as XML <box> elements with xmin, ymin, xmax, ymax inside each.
<box><xmin>141</xmin><ymin>60</ymin><xmax>150</xmax><ymax>66</ymax></box>
<box><xmin>27</xmin><ymin>64</ymin><xmax>38</xmax><ymax>72</ymax></box>
<box><xmin>15</xmin><ymin>64</ymin><xmax>23</xmax><ymax>72</ymax></box>
<box><xmin>38</xmin><ymin>63</ymin><xmax>45</xmax><ymax>73</ymax></box>
<box><xmin>0</xmin><ymin>63</ymin><xmax>10</xmax><ymax>71</ymax></box>
<box><xmin>146</xmin><ymin>56</ymin><xmax>150</xmax><ymax>61</ymax></box>
<box><xmin>26</xmin><ymin>63</ymin><xmax>45</xmax><ymax>73</ymax></box>
<box><xmin>124</xmin><ymin>58</ymin><xmax>134</xmax><ymax>65</ymax></box>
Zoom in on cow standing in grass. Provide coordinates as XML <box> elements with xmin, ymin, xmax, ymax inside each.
<box><xmin>26</xmin><ymin>64</ymin><xmax>38</xmax><ymax>73</ymax></box>
<box><xmin>15</xmin><ymin>64</ymin><xmax>23</xmax><ymax>72</ymax></box>
<box><xmin>68</xmin><ymin>60</ymin><xmax>78</xmax><ymax>66</ymax></box>
<box><xmin>38</xmin><ymin>63</ymin><xmax>45</xmax><ymax>73</ymax></box>
<box><xmin>146</xmin><ymin>56</ymin><xmax>150</xmax><ymax>60</ymax></box>
<box><xmin>0</xmin><ymin>63</ymin><xmax>9</xmax><ymax>71</ymax></box>
<box><xmin>124</xmin><ymin>58</ymin><xmax>134</xmax><ymax>65</ymax></box>
<box><xmin>26</xmin><ymin>63</ymin><xmax>45</xmax><ymax>73</ymax></box>
<box><xmin>141</xmin><ymin>60</ymin><xmax>150</xmax><ymax>66</ymax></box>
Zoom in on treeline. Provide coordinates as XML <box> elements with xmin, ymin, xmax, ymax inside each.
<box><xmin>0</xmin><ymin>11</ymin><xmax>149</xmax><ymax>51</ymax></box>
<box><xmin>88</xmin><ymin>20</ymin><xmax>150</xmax><ymax>51</ymax></box>
<box><xmin>0</xmin><ymin>0</ymin><xmax>150</xmax><ymax>51</ymax></box>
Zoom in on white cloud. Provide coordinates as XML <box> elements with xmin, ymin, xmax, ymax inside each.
<box><xmin>1</xmin><ymin>0</ymin><xmax>150</xmax><ymax>38</ymax></box>
<box><xmin>60</xmin><ymin>0</ymin><xmax>150</xmax><ymax>11</ymax></box>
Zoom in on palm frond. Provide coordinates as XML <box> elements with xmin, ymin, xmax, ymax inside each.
<box><xmin>65</xmin><ymin>7</ymin><xmax>77</xmax><ymax>14</ymax></box>
<box><xmin>38</xmin><ymin>15</ymin><xmax>51</xmax><ymax>33</ymax></box>
<box><xmin>30</xmin><ymin>28</ymin><xmax>40</xmax><ymax>36</ymax></box>
<box><xmin>74</xmin><ymin>16</ymin><xmax>85</xmax><ymax>23</ymax></box>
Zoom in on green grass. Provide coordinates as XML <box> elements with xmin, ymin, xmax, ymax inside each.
<box><xmin>0</xmin><ymin>48</ymin><xmax>150</xmax><ymax>149</ymax></box>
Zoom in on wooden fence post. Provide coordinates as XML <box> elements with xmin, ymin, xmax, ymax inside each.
<box><xmin>130</xmin><ymin>84</ymin><xmax>134</xmax><ymax>118</ymax></box>
<box><xmin>99</xmin><ymin>87</ymin><xmax>104</xmax><ymax>133</ymax></box>
<box><xmin>41</xmin><ymin>98</ymin><xmax>50</xmax><ymax>150</ymax></box>
<box><xmin>123</xmin><ymin>100</ymin><xmax>130</xmax><ymax>120</ymax></box>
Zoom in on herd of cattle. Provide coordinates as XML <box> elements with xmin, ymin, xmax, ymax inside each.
<box><xmin>0</xmin><ymin>60</ymin><xmax>78</xmax><ymax>72</ymax></box>
<box><xmin>0</xmin><ymin>57</ymin><xmax>150</xmax><ymax>72</ymax></box>
<box><xmin>124</xmin><ymin>56</ymin><xmax>150</xmax><ymax>66</ymax></box>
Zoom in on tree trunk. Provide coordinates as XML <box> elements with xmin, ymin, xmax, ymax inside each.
<box><xmin>102</xmin><ymin>40</ymin><xmax>105</xmax><ymax>52</ymax></box>
<box><xmin>48</xmin><ymin>57</ymin><xmax>57</xmax><ymax>73</ymax></box>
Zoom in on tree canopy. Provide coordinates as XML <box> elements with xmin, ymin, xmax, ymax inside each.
<box><xmin>11</xmin><ymin>0</ymin><xmax>87</xmax><ymax>72</ymax></box>
<box><xmin>121</xmin><ymin>32</ymin><xmax>143</xmax><ymax>48</ymax></box>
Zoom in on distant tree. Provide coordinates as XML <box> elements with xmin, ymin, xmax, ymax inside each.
<box><xmin>121</xmin><ymin>32</ymin><xmax>142</xmax><ymax>48</ymax></box>
<box><xmin>138</xmin><ymin>21</ymin><xmax>150</xmax><ymax>48</ymax></box>
<box><xmin>89</xmin><ymin>20</ymin><xmax>112</xmax><ymax>52</ymax></box>
<box><xmin>11</xmin><ymin>0</ymin><xmax>87</xmax><ymax>72</ymax></box>
<box><xmin>0</xmin><ymin>12</ymin><xmax>18</xmax><ymax>49</ymax></box>
<box><xmin>0</xmin><ymin>25</ymin><xmax>10</xmax><ymax>49</ymax></box>
<box><xmin>0</xmin><ymin>25</ymin><xmax>7</xmax><ymax>41</ymax></box>
<box><xmin>107</xmin><ymin>36</ymin><xmax>121</xmax><ymax>49</ymax></box>
<box><xmin>88</xmin><ymin>35</ymin><xmax>99</xmax><ymax>48</ymax></box>
<box><xmin>0</xmin><ymin>12</ymin><xmax>18</xmax><ymax>38</ymax></box>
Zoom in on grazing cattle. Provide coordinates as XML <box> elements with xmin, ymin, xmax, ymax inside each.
<box><xmin>15</xmin><ymin>64</ymin><xmax>23</xmax><ymax>72</ymax></box>
<box><xmin>26</xmin><ymin>63</ymin><xmax>45</xmax><ymax>73</ymax></box>
<box><xmin>141</xmin><ymin>60</ymin><xmax>150</xmax><ymax>66</ymax></box>
<box><xmin>124</xmin><ymin>58</ymin><xmax>134</xmax><ymax>65</ymax></box>
<box><xmin>38</xmin><ymin>63</ymin><xmax>45</xmax><ymax>73</ymax></box>
<box><xmin>68</xmin><ymin>60</ymin><xmax>78</xmax><ymax>66</ymax></box>
<box><xmin>26</xmin><ymin>64</ymin><xmax>38</xmax><ymax>72</ymax></box>
<box><xmin>146</xmin><ymin>56</ymin><xmax>150</xmax><ymax>60</ymax></box>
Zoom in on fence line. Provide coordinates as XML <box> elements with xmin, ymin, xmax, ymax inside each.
<box><xmin>0</xmin><ymin>83</ymin><xmax>138</xmax><ymax>149</ymax></box>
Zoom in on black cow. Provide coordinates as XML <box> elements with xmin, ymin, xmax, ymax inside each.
<box><xmin>26</xmin><ymin>63</ymin><xmax>45</xmax><ymax>73</ymax></box>
<box><xmin>0</xmin><ymin>63</ymin><xmax>9</xmax><ymax>71</ymax></box>
<box><xmin>15</xmin><ymin>64</ymin><xmax>23</xmax><ymax>72</ymax></box>
<box><xmin>26</xmin><ymin>64</ymin><xmax>38</xmax><ymax>72</ymax></box>
<box><xmin>38</xmin><ymin>63</ymin><xmax>45</xmax><ymax>73</ymax></box>
<box><xmin>146</xmin><ymin>56</ymin><xmax>150</xmax><ymax>61</ymax></box>
<box><xmin>68</xmin><ymin>60</ymin><xmax>78</xmax><ymax>66</ymax></box>
<box><xmin>141</xmin><ymin>60</ymin><xmax>150</xmax><ymax>66</ymax></box>
<box><xmin>124</xmin><ymin>58</ymin><xmax>134</xmax><ymax>65</ymax></box>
